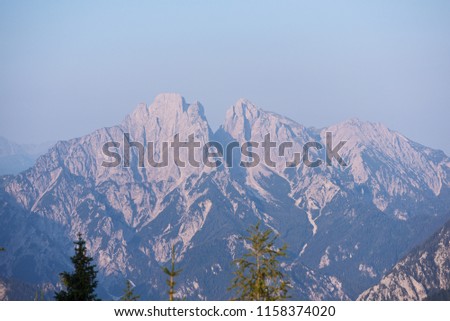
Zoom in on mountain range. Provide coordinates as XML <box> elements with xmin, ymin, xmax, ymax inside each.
<box><xmin>0</xmin><ymin>93</ymin><xmax>449</xmax><ymax>300</ymax></box>
<box><xmin>0</xmin><ymin>137</ymin><xmax>53</xmax><ymax>175</ymax></box>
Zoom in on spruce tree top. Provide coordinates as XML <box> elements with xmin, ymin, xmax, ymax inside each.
<box><xmin>120</xmin><ymin>280</ymin><xmax>140</xmax><ymax>301</ymax></box>
<box><xmin>229</xmin><ymin>222</ymin><xmax>290</xmax><ymax>301</ymax></box>
<box><xmin>55</xmin><ymin>233</ymin><xmax>99</xmax><ymax>301</ymax></box>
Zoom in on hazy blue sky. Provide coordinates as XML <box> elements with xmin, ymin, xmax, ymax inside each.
<box><xmin>1</xmin><ymin>1</ymin><xmax>449</xmax><ymax>153</ymax></box>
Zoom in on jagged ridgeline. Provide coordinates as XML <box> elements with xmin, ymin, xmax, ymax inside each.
<box><xmin>358</xmin><ymin>218</ymin><xmax>450</xmax><ymax>301</ymax></box>
<box><xmin>0</xmin><ymin>93</ymin><xmax>449</xmax><ymax>300</ymax></box>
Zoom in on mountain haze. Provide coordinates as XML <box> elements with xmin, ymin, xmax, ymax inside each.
<box><xmin>0</xmin><ymin>137</ymin><xmax>53</xmax><ymax>175</ymax></box>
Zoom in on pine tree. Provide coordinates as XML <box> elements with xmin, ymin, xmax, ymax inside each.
<box><xmin>162</xmin><ymin>245</ymin><xmax>182</xmax><ymax>301</ymax></box>
<box><xmin>55</xmin><ymin>233</ymin><xmax>99</xmax><ymax>301</ymax></box>
<box><xmin>229</xmin><ymin>222</ymin><xmax>290</xmax><ymax>300</ymax></box>
<box><xmin>120</xmin><ymin>280</ymin><xmax>140</xmax><ymax>301</ymax></box>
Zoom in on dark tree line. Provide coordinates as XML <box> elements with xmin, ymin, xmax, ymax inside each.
<box><xmin>55</xmin><ymin>222</ymin><xmax>289</xmax><ymax>301</ymax></box>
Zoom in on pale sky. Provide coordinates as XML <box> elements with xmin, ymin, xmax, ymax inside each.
<box><xmin>1</xmin><ymin>1</ymin><xmax>449</xmax><ymax>153</ymax></box>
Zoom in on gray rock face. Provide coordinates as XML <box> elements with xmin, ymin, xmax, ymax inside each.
<box><xmin>358</xmin><ymin>218</ymin><xmax>450</xmax><ymax>301</ymax></box>
<box><xmin>0</xmin><ymin>93</ymin><xmax>449</xmax><ymax>300</ymax></box>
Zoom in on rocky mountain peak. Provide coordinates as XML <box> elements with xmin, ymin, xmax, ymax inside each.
<box><xmin>222</xmin><ymin>98</ymin><xmax>308</xmax><ymax>143</ymax></box>
<box><xmin>152</xmin><ymin>93</ymin><xmax>187</xmax><ymax>113</ymax></box>
<box><xmin>231</xmin><ymin>98</ymin><xmax>261</xmax><ymax>120</ymax></box>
